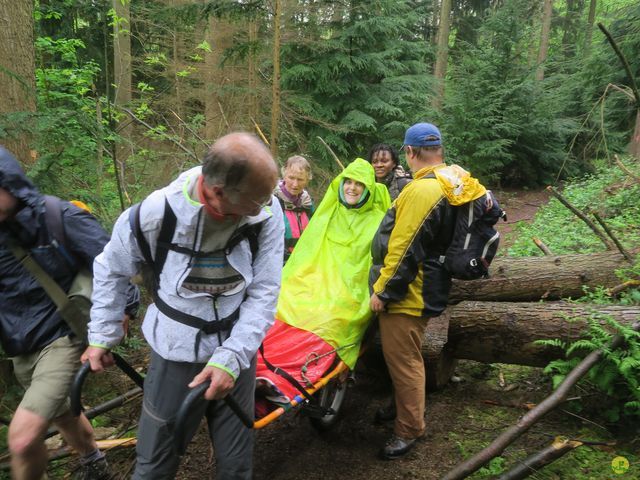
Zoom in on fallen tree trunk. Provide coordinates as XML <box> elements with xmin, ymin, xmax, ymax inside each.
<box><xmin>449</xmin><ymin>251</ymin><xmax>635</xmax><ymax>303</ymax></box>
<box><xmin>443</xmin><ymin>320</ymin><xmax>640</xmax><ymax>480</ymax></box>
<box><xmin>445</xmin><ymin>301</ymin><xmax>640</xmax><ymax>366</ymax></box>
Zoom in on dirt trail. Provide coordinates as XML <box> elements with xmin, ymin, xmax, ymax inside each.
<box><xmin>494</xmin><ymin>189</ymin><xmax>551</xmax><ymax>249</ymax></box>
<box><xmin>2</xmin><ymin>189</ymin><xmax>632</xmax><ymax>480</ymax></box>
<box><xmin>176</xmin><ymin>190</ymin><xmax>558</xmax><ymax>480</ymax></box>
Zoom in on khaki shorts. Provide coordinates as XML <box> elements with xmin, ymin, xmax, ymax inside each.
<box><xmin>11</xmin><ymin>335</ymin><xmax>85</xmax><ymax>420</ymax></box>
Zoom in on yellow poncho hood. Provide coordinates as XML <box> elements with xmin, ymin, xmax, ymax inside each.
<box><xmin>276</xmin><ymin>158</ymin><xmax>391</xmax><ymax>368</ymax></box>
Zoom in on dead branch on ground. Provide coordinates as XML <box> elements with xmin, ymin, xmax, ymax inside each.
<box><xmin>609</xmin><ymin>280</ymin><xmax>640</xmax><ymax>297</ymax></box>
<box><xmin>441</xmin><ymin>322</ymin><xmax>640</xmax><ymax>480</ymax></box>
<box><xmin>614</xmin><ymin>154</ymin><xmax>640</xmax><ymax>183</ymax></box>
<box><xmin>496</xmin><ymin>437</ymin><xmax>583</xmax><ymax>480</ymax></box>
<box><xmin>532</xmin><ymin>237</ymin><xmax>552</xmax><ymax>255</ymax></box>
<box><xmin>591</xmin><ymin>211</ymin><xmax>634</xmax><ymax>263</ymax></box>
<box><xmin>546</xmin><ymin>186</ymin><xmax>613</xmax><ymax>250</ymax></box>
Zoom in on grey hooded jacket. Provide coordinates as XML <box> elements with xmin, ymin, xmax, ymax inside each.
<box><xmin>88</xmin><ymin>166</ymin><xmax>285</xmax><ymax>379</ymax></box>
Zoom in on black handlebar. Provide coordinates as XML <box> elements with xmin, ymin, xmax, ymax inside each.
<box><xmin>71</xmin><ymin>353</ymin><xmax>145</xmax><ymax>416</ymax></box>
<box><xmin>72</xmin><ymin>355</ymin><xmax>254</xmax><ymax>456</ymax></box>
<box><xmin>71</xmin><ymin>361</ymin><xmax>93</xmax><ymax>416</ymax></box>
<box><xmin>173</xmin><ymin>381</ymin><xmax>254</xmax><ymax>455</ymax></box>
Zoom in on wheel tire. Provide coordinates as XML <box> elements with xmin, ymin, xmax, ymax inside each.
<box><xmin>309</xmin><ymin>379</ymin><xmax>348</xmax><ymax>432</ymax></box>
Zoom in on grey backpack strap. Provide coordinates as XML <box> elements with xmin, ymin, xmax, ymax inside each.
<box><xmin>7</xmin><ymin>240</ymin><xmax>89</xmax><ymax>342</ymax></box>
<box><xmin>8</xmin><ymin>242</ymin><xmax>70</xmax><ymax>309</ymax></box>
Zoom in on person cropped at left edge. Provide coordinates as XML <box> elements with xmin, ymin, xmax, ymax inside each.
<box><xmin>273</xmin><ymin>155</ymin><xmax>314</xmax><ymax>261</ymax></box>
<box><xmin>0</xmin><ymin>147</ymin><xmax>139</xmax><ymax>480</ymax></box>
<box><xmin>81</xmin><ymin>132</ymin><xmax>285</xmax><ymax>479</ymax></box>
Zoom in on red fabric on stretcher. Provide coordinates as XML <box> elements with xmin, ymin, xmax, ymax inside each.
<box><xmin>256</xmin><ymin>318</ymin><xmax>337</xmax><ymax>402</ymax></box>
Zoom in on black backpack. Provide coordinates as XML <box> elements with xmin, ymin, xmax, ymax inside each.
<box><xmin>443</xmin><ymin>190</ymin><xmax>506</xmax><ymax>280</ymax></box>
<box><xmin>128</xmin><ymin>198</ymin><xmax>263</xmax><ymax>352</ymax></box>
<box><xmin>128</xmin><ymin>198</ymin><xmax>262</xmax><ymax>290</ymax></box>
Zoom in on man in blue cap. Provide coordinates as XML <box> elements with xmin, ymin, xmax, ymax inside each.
<box><xmin>369</xmin><ymin>122</ymin><xmax>455</xmax><ymax>459</ymax></box>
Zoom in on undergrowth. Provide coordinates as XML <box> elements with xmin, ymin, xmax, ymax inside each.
<box><xmin>508</xmin><ymin>157</ymin><xmax>640</xmax><ymax>257</ymax></box>
<box><xmin>483</xmin><ymin>160</ymin><xmax>640</xmax><ymax>477</ymax></box>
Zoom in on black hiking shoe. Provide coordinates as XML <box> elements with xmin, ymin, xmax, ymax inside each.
<box><xmin>73</xmin><ymin>457</ymin><xmax>112</xmax><ymax>480</ymax></box>
<box><xmin>379</xmin><ymin>435</ymin><xmax>418</xmax><ymax>460</ymax></box>
<box><xmin>374</xmin><ymin>402</ymin><xmax>396</xmax><ymax>423</ymax></box>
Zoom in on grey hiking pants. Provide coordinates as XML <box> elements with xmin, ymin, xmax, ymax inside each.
<box><xmin>133</xmin><ymin>349</ymin><xmax>256</xmax><ymax>480</ymax></box>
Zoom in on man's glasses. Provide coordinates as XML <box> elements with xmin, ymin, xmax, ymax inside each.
<box><xmin>225</xmin><ymin>187</ymin><xmax>272</xmax><ymax>209</ymax></box>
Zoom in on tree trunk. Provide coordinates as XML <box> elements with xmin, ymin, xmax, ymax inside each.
<box><xmin>0</xmin><ymin>0</ymin><xmax>36</xmax><ymax>164</ymax></box>
<box><xmin>536</xmin><ymin>0</ymin><xmax>553</xmax><ymax>81</ymax></box>
<box><xmin>432</xmin><ymin>0</ymin><xmax>452</xmax><ymax>110</ymax></box>
<box><xmin>449</xmin><ymin>251</ymin><xmax>633</xmax><ymax>303</ymax></box>
<box><xmin>248</xmin><ymin>19</ymin><xmax>259</xmax><ymax>122</ymax></box>
<box><xmin>270</xmin><ymin>0</ymin><xmax>282</xmax><ymax>158</ymax></box>
<box><xmin>113</xmin><ymin>0</ymin><xmax>132</xmax><ymax>194</ymax></box>
<box><xmin>561</xmin><ymin>0</ymin><xmax>581</xmax><ymax>58</ymax></box>
<box><xmin>445</xmin><ymin>301</ymin><xmax>640</xmax><ymax>366</ymax></box>
<box><xmin>113</xmin><ymin>0</ymin><xmax>132</xmax><ymax>107</ymax></box>
<box><xmin>630</xmin><ymin>109</ymin><xmax>640</xmax><ymax>160</ymax></box>
<box><xmin>204</xmin><ymin>17</ymin><xmax>233</xmax><ymax>141</ymax></box>
<box><xmin>584</xmin><ymin>0</ymin><xmax>597</xmax><ymax>54</ymax></box>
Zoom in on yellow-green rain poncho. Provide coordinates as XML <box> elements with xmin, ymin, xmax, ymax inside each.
<box><xmin>276</xmin><ymin>158</ymin><xmax>391</xmax><ymax>368</ymax></box>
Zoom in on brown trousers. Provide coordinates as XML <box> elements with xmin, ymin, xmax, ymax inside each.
<box><xmin>379</xmin><ymin>311</ymin><xmax>429</xmax><ymax>439</ymax></box>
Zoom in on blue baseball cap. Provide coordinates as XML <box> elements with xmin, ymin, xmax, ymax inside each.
<box><xmin>402</xmin><ymin>122</ymin><xmax>442</xmax><ymax>147</ymax></box>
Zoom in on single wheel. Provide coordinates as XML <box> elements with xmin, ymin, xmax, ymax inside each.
<box><xmin>309</xmin><ymin>378</ymin><xmax>348</xmax><ymax>432</ymax></box>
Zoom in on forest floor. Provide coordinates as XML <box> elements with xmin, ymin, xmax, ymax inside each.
<box><xmin>2</xmin><ymin>189</ymin><xmax>638</xmax><ymax>479</ymax></box>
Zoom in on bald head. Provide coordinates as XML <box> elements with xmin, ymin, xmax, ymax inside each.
<box><xmin>202</xmin><ymin>132</ymin><xmax>278</xmax><ymax>192</ymax></box>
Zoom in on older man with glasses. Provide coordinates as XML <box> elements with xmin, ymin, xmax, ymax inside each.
<box><xmin>82</xmin><ymin>132</ymin><xmax>284</xmax><ymax>479</ymax></box>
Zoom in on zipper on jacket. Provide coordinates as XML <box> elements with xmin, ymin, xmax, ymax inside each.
<box><xmin>212</xmin><ymin>295</ymin><xmax>225</xmax><ymax>345</ymax></box>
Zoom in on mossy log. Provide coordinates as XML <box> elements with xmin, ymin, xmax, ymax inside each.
<box><xmin>449</xmin><ymin>251</ymin><xmax>634</xmax><ymax>303</ymax></box>
<box><xmin>444</xmin><ymin>301</ymin><xmax>640</xmax><ymax>367</ymax></box>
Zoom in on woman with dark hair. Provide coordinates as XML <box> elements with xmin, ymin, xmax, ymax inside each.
<box><xmin>368</xmin><ymin>143</ymin><xmax>412</xmax><ymax>200</ymax></box>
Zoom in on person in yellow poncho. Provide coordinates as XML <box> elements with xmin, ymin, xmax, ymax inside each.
<box><xmin>256</xmin><ymin>158</ymin><xmax>390</xmax><ymax>405</ymax></box>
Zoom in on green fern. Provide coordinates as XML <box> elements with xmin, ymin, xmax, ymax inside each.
<box><xmin>566</xmin><ymin>339</ymin><xmax>599</xmax><ymax>356</ymax></box>
<box><xmin>534</xmin><ymin>339</ymin><xmax>567</xmax><ymax>350</ymax></box>
<box><xmin>540</xmin><ymin>312</ymin><xmax>640</xmax><ymax>420</ymax></box>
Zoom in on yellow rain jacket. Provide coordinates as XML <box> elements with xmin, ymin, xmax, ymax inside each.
<box><xmin>276</xmin><ymin>158</ymin><xmax>391</xmax><ymax>368</ymax></box>
<box><xmin>370</xmin><ymin>163</ymin><xmax>486</xmax><ymax>317</ymax></box>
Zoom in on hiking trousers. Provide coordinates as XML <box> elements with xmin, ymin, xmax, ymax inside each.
<box><xmin>379</xmin><ymin>311</ymin><xmax>429</xmax><ymax>440</ymax></box>
<box><xmin>133</xmin><ymin>349</ymin><xmax>256</xmax><ymax>480</ymax></box>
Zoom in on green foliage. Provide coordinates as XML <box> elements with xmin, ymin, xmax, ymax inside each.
<box><xmin>508</xmin><ymin>159</ymin><xmax>640</xmax><ymax>257</ymax></box>
<box><xmin>540</xmin><ymin>313</ymin><xmax>640</xmax><ymax>421</ymax></box>
<box><xmin>476</xmin><ymin>456</ymin><xmax>506</xmax><ymax>477</ymax></box>
<box><xmin>279</xmin><ymin>0</ymin><xmax>431</xmax><ymax>167</ymax></box>
<box><xmin>91</xmin><ymin>415</ymin><xmax>111</xmax><ymax>429</ymax></box>
<box><xmin>440</xmin><ymin>0</ymin><xmax>577</xmax><ymax>186</ymax></box>
<box><xmin>25</xmin><ymin>31</ymin><xmax>127</xmax><ymax>221</ymax></box>
<box><xmin>569</xmin><ymin>4</ymin><xmax>640</xmax><ymax>161</ymax></box>
<box><xmin>16</xmin><ymin>0</ymin><xmax>640</xmax><ymax>195</ymax></box>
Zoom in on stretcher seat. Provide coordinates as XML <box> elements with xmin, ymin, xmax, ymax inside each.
<box><xmin>255</xmin><ymin>319</ymin><xmax>337</xmax><ymax>417</ymax></box>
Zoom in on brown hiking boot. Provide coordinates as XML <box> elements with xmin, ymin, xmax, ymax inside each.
<box><xmin>73</xmin><ymin>457</ymin><xmax>112</xmax><ymax>480</ymax></box>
